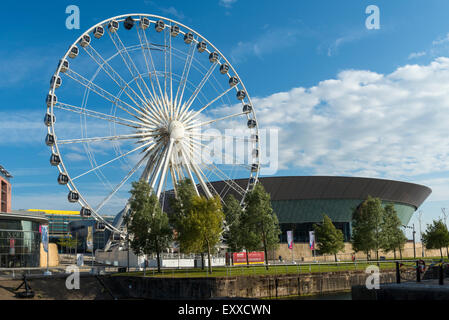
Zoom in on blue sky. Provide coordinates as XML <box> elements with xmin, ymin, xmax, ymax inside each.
<box><xmin>2</xmin><ymin>0</ymin><xmax>449</xmax><ymax>239</ymax></box>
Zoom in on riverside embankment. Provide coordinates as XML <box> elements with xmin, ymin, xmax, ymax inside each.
<box><xmin>98</xmin><ymin>268</ymin><xmax>414</xmax><ymax>299</ymax></box>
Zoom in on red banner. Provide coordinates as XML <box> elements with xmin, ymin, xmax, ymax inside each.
<box><xmin>228</xmin><ymin>252</ymin><xmax>265</xmax><ymax>265</ymax></box>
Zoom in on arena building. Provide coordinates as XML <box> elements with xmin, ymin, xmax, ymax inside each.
<box><xmin>210</xmin><ymin>176</ymin><xmax>432</xmax><ymax>243</ymax></box>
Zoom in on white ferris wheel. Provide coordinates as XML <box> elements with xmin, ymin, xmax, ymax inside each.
<box><xmin>44</xmin><ymin>14</ymin><xmax>260</xmax><ymax>241</ymax></box>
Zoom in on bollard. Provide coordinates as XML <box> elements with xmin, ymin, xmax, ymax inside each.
<box><xmin>439</xmin><ymin>264</ymin><xmax>444</xmax><ymax>285</ymax></box>
<box><xmin>396</xmin><ymin>262</ymin><xmax>401</xmax><ymax>284</ymax></box>
<box><xmin>416</xmin><ymin>261</ymin><xmax>421</xmax><ymax>283</ymax></box>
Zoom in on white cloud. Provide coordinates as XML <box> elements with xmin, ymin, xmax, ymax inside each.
<box><xmin>230</xmin><ymin>26</ymin><xmax>302</xmax><ymax>63</ymax></box>
<box><xmin>408</xmin><ymin>51</ymin><xmax>427</xmax><ymax>60</ymax></box>
<box><xmin>229</xmin><ymin>57</ymin><xmax>449</xmax><ymax>187</ymax></box>
<box><xmin>219</xmin><ymin>0</ymin><xmax>237</xmax><ymax>8</ymax></box>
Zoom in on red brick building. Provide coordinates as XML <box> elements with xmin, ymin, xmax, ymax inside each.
<box><xmin>0</xmin><ymin>165</ymin><xmax>12</xmax><ymax>213</ymax></box>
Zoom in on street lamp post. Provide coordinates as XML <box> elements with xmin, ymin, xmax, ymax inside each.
<box><xmin>403</xmin><ymin>224</ymin><xmax>416</xmax><ymax>259</ymax></box>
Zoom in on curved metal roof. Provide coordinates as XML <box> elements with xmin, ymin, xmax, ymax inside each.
<box><xmin>210</xmin><ymin>176</ymin><xmax>432</xmax><ymax>209</ymax></box>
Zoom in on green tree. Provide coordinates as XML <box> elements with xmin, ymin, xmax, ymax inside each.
<box><xmin>380</xmin><ymin>204</ymin><xmax>407</xmax><ymax>259</ymax></box>
<box><xmin>57</xmin><ymin>236</ymin><xmax>78</xmax><ymax>254</ymax></box>
<box><xmin>241</xmin><ymin>183</ymin><xmax>281</xmax><ymax>269</ymax></box>
<box><xmin>313</xmin><ymin>215</ymin><xmax>345</xmax><ymax>262</ymax></box>
<box><xmin>178</xmin><ymin>195</ymin><xmax>224</xmax><ymax>273</ymax></box>
<box><xmin>422</xmin><ymin>219</ymin><xmax>449</xmax><ymax>259</ymax></box>
<box><xmin>351</xmin><ymin>196</ymin><xmax>384</xmax><ymax>260</ymax></box>
<box><xmin>126</xmin><ymin>180</ymin><xmax>173</xmax><ymax>273</ymax></box>
<box><xmin>223</xmin><ymin>194</ymin><xmax>244</xmax><ymax>253</ymax></box>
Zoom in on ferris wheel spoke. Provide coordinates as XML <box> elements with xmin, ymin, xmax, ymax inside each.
<box><xmin>72</xmin><ymin>141</ymin><xmax>155</xmax><ymax>181</ymax></box>
<box><xmin>189</xmin><ymin>160</ymin><xmax>213</xmax><ymax>199</ymax></box>
<box><xmin>179</xmin><ymin>62</ymin><xmax>219</xmax><ymax>120</ymax></box>
<box><xmin>204</xmin><ymin>162</ymin><xmax>246</xmax><ymax>196</ymax></box>
<box><xmin>188</xmin><ymin>137</ymin><xmax>252</xmax><ymax>171</ymax></box>
<box><xmin>138</xmin><ymin>23</ymin><xmax>169</xmax><ymax>115</ymax></box>
<box><xmin>83</xmin><ymin>44</ymin><xmax>150</xmax><ymax>113</ymax></box>
<box><xmin>106</xmin><ymin>28</ymin><xmax>155</xmax><ymax>109</ymax></box>
<box><xmin>180</xmin><ymin>140</ymin><xmax>214</xmax><ymax>199</ymax></box>
<box><xmin>174</xmin><ymin>40</ymin><xmax>196</xmax><ymax>117</ymax></box>
<box><xmin>185</xmin><ymin>112</ymin><xmax>248</xmax><ymax>130</ymax></box>
<box><xmin>185</xmin><ymin>132</ymin><xmax>257</xmax><ymax>142</ymax></box>
<box><xmin>95</xmin><ymin>150</ymin><xmax>150</xmax><ymax>213</ymax></box>
<box><xmin>53</xmin><ymin>102</ymin><xmax>142</xmax><ymax>129</ymax></box>
<box><xmin>64</xmin><ymin>68</ymin><xmax>145</xmax><ymax>121</ymax></box>
<box><xmin>181</xmin><ymin>86</ymin><xmax>235</xmax><ymax>124</ymax></box>
<box><xmin>178</xmin><ymin>143</ymin><xmax>200</xmax><ymax>196</ymax></box>
<box><xmin>183</xmin><ymin>139</ymin><xmax>246</xmax><ymax>196</ymax></box>
<box><xmin>156</xmin><ymin>139</ymin><xmax>175</xmax><ymax>198</ymax></box>
<box><xmin>58</xmin><ymin>132</ymin><xmax>153</xmax><ymax>145</ymax></box>
<box><xmin>149</xmin><ymin>145</ymin><xmax>168</xmax><ymax>188</ymax></box>
<box><xmin>139</xmin><ymin>143</ymin><xmax>164</xmax><ymax>183</ymax></box>
<box><xmin>136</xmin><ymin>26</ymin><xmax>167</xmax><ymax>119</ymax></box>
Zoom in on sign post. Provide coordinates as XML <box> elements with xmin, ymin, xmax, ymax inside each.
<box><xmin>287</xmin><ymin>230</ymin><xmax>294</xmax><ymax>263</ymax></box>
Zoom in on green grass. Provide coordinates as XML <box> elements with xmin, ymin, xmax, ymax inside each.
<box><xmin>113</xmin><ymin>262</ymin><xmax>402</xmax><ymax>278</ymax></box>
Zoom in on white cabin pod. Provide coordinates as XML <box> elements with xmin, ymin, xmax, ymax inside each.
<box><xmin>155</xmin><ymin>20</ymin><xmax>165</xmax><ymax>32</ymax></box>
<box><xmin>68</xmin><ymin>45</ymin><xmax>79</xmax><ymax>59</ymax></box>
<box><xmin>140</xmin><ymin>17</ymin><xmax>150</xmax><ymax>30</ymax></box>
<box><xmin>46</xmin><ymin>93</ymin><xmax>57</xmax><ymax>107</ymax></box>
<box><xmin>44</xmin><ymin>113</ymin><xmax>56</xmax><ymax>126</ymax></box>
<box><xmin>93</xmin><ymin>25</ymin><xmax>104</xmax><ymax>38</ymax></box>
<box><xmin>50</xmin><ymin>153</ymin><xmax>61</xmax><ymax>166</ymax></box>
<box><xmin>251</xmin><ymin>134</ymin><xmax>259</xmax><ymax>142</ymax></box>
<box><xmin>229</xmin><ymin>76</ymin><xmax>239</xmax><ymax>87</ymax></box>
<box><xmin>45</xmin><ymin>134</ymin><xmax>55</xmax><ymax>146</ymax></box>
<box><xmin>124</xmin><ymin>16</ymin><xmax>134</xmax><ymax>30</ymax></box>
<box><xmin>68</xmin><ymin>191</ymin><xmax>80</xmax><ymax>203</ymax></box>
<box><xmin>252</xmin><ymin>149</ymin><xmax>259</xmax><ymax>158</ymax></box>
<box><xmin>58</xmin><ymin>59</ymin><xmax>69</xmax><ymax>73</ymax></box>
<box><xmin>197</xmin><ymin>41</ymin><xmax>207</xmax><ymax>53</ymax></box>
<box><xmin>184</xmin><ymin>32</ymin><xmax>194</xmax><ymax>44</ymax></box>
<box><xmin>237</xmin><ymin>90</ymin><xmax>246</xmax><ymax>101</ymax></box>
<box><xmin>220</xmin><ymin>63</ymin><xmax>229</xmax><ymax>75</ymax></box>
<box><xmin>243</xmin><ymin>104</ymin><xmax>252</xmax><ymax>113</ymax></box>
<box><xmin>209</xmin><ymin>52</ymin><xmax>219</xmax><ymax>63</ymax></box>
<box><xmin>247</xmin><ymin>119</ymin><xmax>257</xmax><ymax>129</ymax></box>
<box><xmin>80</xmin><ymin>207</ymin><xmax>92</xmax><ymax>217</ymax></box>
<box><xmin>108</xmin><ymin>20</ymin><xmax>119</xmax><ymax>33</ymax></box>
<box><xmin>57</xmin><ymin>173</ymin><xmax>69</xmax><ymax>185</ymax></box>
<box><xmin>95</xmin><ymin>222</ymin><xmax>106</xmax><ymax>232</ymax></box>
<box><xmin>50</xmin><ymin>75</ymin><xmax>62</xmax><ymax>89</ymax></box>
<box><xmin>171</xmin><ymin>24</ymin><xmax>180</xmax><ymax>37</ymax></box>
<box><xmin>79</xmin><ymin>34</ymin><xmax>91</xmax><ymax>48</ymax></box>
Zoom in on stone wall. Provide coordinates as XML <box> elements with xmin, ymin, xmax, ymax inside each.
<box><xmin>101</xmin><ymin>269</ymin><xmax>415</xmax><ymax>299</ymax></box>
<box><xmin>273</xmin><ymin>242</ymin><xmax>445</xmax><ymax>263</ymax></box>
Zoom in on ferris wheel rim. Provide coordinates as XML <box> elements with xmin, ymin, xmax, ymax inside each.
<box><xmin>46</xmin><ymin>13</ymin><xmax>261</xmax><ymax>236</ymax></box>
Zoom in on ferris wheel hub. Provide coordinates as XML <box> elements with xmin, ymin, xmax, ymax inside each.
<box><xmin>168</xmin><ymin>120</ymin><xmax>185</xmax><ymax>141</ymax></box>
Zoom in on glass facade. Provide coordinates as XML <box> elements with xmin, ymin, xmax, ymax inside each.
<box><xmin>273</xmin><ymin>199</ymin><xmax>416</xmax><ymax>243</ymax></box>
<box><xmin>0</xmin><ymin>218</ymin><xmax>42</xmax><ymax>267</ymax></box>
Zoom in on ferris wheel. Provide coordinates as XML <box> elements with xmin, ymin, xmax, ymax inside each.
<box><xmin>44</xmin><ymin>14</ymin><xmax>260</xmax><ymax>237</ymax></box>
